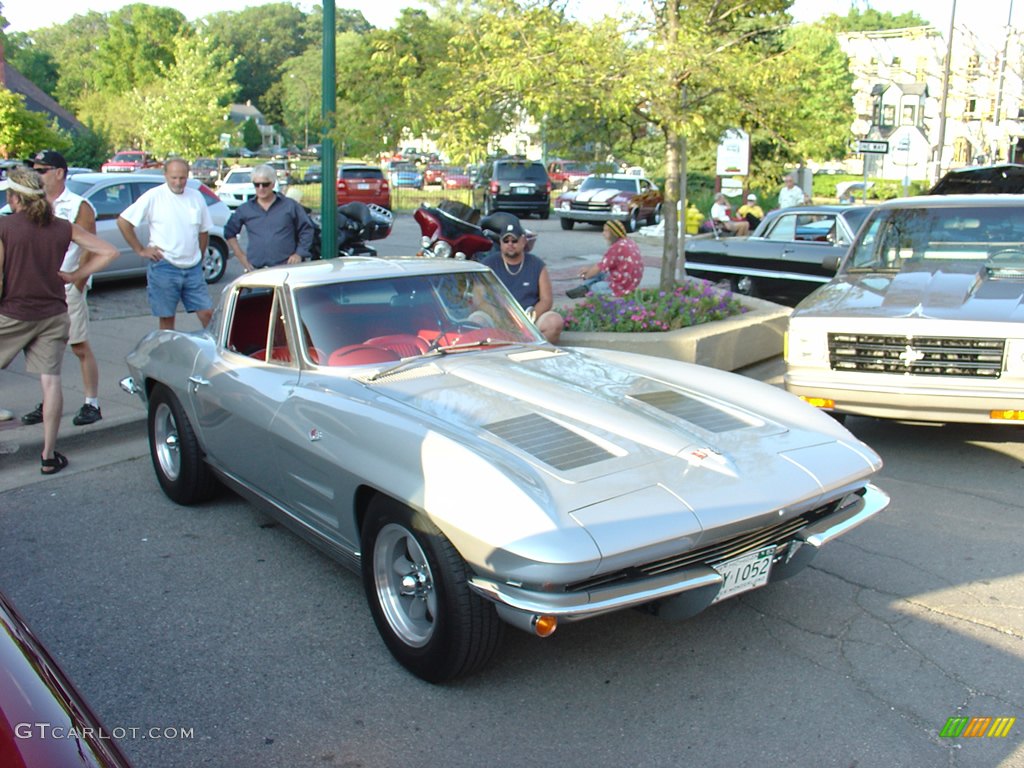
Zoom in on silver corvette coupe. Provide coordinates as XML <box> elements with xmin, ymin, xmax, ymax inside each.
<box><xmin>121</xmin><ymin>258</ymin><xmax>889</xmax><ymax>682</ymax></box>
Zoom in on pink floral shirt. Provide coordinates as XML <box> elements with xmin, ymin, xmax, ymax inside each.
<box><xmin>598</xmin><ymin>237</ymin><xmax>644</xmax><ymax>296</ymax></box>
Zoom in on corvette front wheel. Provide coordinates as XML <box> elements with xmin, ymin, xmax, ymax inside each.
<box><xmin>361</xmin><ymin>497</ymin><xmax>503</xmax><ymax>683</ymax></box>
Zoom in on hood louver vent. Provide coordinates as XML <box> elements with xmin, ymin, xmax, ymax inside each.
<box><xmin>631</xmin><ymin>391</ymin><xmax>749</xmax><ymax>433</ymax></box>
<box><xmin>485</xmin><ymin>414</ymin><xmax>614</xmax><ymax>470</ymax></box>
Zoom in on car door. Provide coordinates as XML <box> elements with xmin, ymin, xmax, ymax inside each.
<box><xmin>188</xmin><ymin>286</ymin><xmax>293</xmax><ymax>494</ymax></box>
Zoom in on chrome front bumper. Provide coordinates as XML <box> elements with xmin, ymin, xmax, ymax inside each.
<box><xmin>469</xmin><ymin>483</ymin><xmax>890</xmax><ymax>624</ymax></box>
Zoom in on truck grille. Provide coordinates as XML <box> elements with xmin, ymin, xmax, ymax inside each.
<box><xmin>827</xmin><ymin>333</ymin><xmax>1005</xmax><ymax>377</ymax></box>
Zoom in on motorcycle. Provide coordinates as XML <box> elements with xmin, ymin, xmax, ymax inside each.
<box><xmin>308</xmin><ymin>201</ymin><xmax>394</xmax><ymax>258</ymax></box>
<box><xmin>414</xmin><ymin>200</ymin><xmax>538</xmax><ymax>260</ymax></box>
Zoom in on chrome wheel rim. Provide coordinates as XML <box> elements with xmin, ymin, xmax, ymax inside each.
<box><xmin>152</xmin><ymin>402</ymin><xmax>181</xmax><ymax>481</ymax></box>
<box><xmin>373</xmin><ymin>523</ymin><xmax>436</xmax><ymax>647</ymax></box>
<box><xmin>203</xmin><ymin>245</ymin><xmax>224</xmax><ymax>282</ymax></box>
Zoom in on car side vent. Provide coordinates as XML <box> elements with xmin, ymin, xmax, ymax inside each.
<box><xmin>631</xmin><ymin>390</ymin><xmax>749</xmax><ymax>432</ymax></box>
<box><xmin>485</xmin><ymin>413</ymin><xmax>614</xmax><ymax>470</ymax></box>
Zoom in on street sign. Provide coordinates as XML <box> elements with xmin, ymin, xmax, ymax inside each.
<box><xmin>857</xmin><ymin>140</ymin><xmax>889</xmax><ymax>154</ymax></box>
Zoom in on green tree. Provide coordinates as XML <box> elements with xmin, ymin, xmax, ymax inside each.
<box><xmin>135</xmin><ymin>35</ymin><xmax>237</xmax><ymax>159</ymax></box>
<box><xmin>0</xmin><ymin>87</ymin><xmax>67</xmax><ymax>158</ymax></box>
<box><xmin>242</xmin><ymin>117</ymin><xmax>262</xmax><ymax>151</ymax></box>
<box><xmin>12</xmin><ymin>12</ymin><xmax>110</xmax><ymax>109</ymax></box>
<box><xmin>65</xmin><ymin>121</ymin><xmax>113</xmax><ymax>169</ymax></box>
<box><xmin>4</xmin><ymin>32</ymin><xmax>59</xmax><ymax>97</ymax></box>
<box><xmin>202</xmin><ymin>3</ymin><xmax>311</xmax><ymax>124</ymax></box>
<box><xmin>820</xmin><ymin>8</ymin><xmax>928</xmax><ymax>33</ymax></box>
<box><xmin>95</xmin><ymin>4</ymin><xmax>189</xmax><ymax>95</ymax></box>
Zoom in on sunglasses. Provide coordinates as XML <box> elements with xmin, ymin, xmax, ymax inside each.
<box><xmin>501</xmin><ymin>235</ymin><xmax>520</xmax><ymax>244</ymax></box>
<box><xmin>35</xmin><ymin>166</ymin><xmax>56</xmax><ymax>174</ymax></box>
<box><xmin>253</xmin><ymin>181</ymin><xmax>273</xmax><ymax>188</ymax></box>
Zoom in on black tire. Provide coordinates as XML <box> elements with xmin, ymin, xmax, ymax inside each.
<box><xmin>203</xmin><ymin>238</ymin><xmax>228</xmax><ymax>284</ymax></box>
<box><xmin>147</xmin><ymin>385</ymin><xmax>217</xmax><ymax>505</ymax></box>
<box><xmin>627</xmin><ymin>208</ymin><xmax>640</xmax><ymax>233</ymax></box>
<box><xmin>538</xmin><ymin>207</ymin><xmax>550</xmax><ymax>220</ymax></box>
<box><xmin>648</xmin><ymin>203</ymin><xmax>663</xmax><ymax>226</ymax></box>
<box><xmin>560</xmin><ymin>217</ymin><xmax>574</xmax><ymax>230</ymax></box>
<box><xmin>361</xmin><ymin>497</ymin><xmax>504</xmax><ymax>683</ymax></box>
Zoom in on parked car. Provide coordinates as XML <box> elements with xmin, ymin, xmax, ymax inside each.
<box><xmin>101</xmin><ymin>150</ymin><xmax>156</xmax><ymax>173</ymax></box>
<box><xmin>554</xmin><ymin>173</ymin><xmax>662</xmax><ymax>232</ymax></box>
<box><xmin>120</xmin><ymin>257</ymin><xmax>889</xmax><ymax>682</ymax></box>
<box><xmin>546</xmin><ymin>159</ymin><xmax>591</xmax><ymax>190</ymax></box>
<box><xmin>304</xmin><ymin>144</ymin><xmax>322</xmax><ymax>158</ymax></box>
<box><xmin>302</xmin><ymin>164</ymin><xmax>323</xmax><ymax>184</ymax></box>
<box><xmin>215</xmin><ymin>167</ymin><xmax>281</xmax><ymax>209</ymax></box>
<box><xmin>442</xmin><ymin>166</ymin><xmax>472</xmax><ymax>190</ymax></box>
<box><xmin>336</xmin><ymin>164</ymin><xmax>391</xmax><ymax>209</ymax></box>
<box><xmin>388</xmin><ymin>162</ymin><xmax>423</xmax><ymax>189</ymax></box>
<box><xmin>472</xmin><ymin>157</ymin><xmax>551</xmax><ymax>218</ymax></box>
<box><xmin>422</xmin><ymin>163</ymin><xmax>446</xmax><ymax>187</ymax></box>
<box><xmin>928</xmin><ymin>163</ymin><xmax>1024</xmax><ymax>194</ymax></box>
<box><xmin>63</xmin><ymin>172</ymin><xmax>233</xmax><ymax>283</ymax></box>
<box><xmin>265</xmin><ymin>159</ymin><xmax>293</xmax><ymax>186</ymax></box>
<box><xmin>684</xmin><ymin>205</ymin><xmax>873</xmax><ymax>305</ymax></box>
<box><xmin>0</xmin><ymin>589</ymin><xmax>134</xmax><ymax>767</ymax></box>
<box><xmin>785</xmin><ymin>195</ymin><xmax>1024</xmax><ymax>425</ymax></box>
<box><xmin>190</xmin><ymin>157</ymin><xmax>225</xmax><ymax>186</ymax></box>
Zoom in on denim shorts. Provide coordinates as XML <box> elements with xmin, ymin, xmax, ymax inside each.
<box><xmin>147</xmin><ymin>260</ymin><xmax>213</xmax><ymax>318</ymax></box>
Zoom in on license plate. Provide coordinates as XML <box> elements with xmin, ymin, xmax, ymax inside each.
<box><xmin>710</xmin><ymin>546</ymin><xmax>774</xmax><ymax>603</ymax></box>
<box><xmin>512</xmin><ymin>185</ymin><xmax>534</xmax><ymax>194</ymax></box>
<box><xmin>357</xmin><ymin>183</ymin><xmax>370</xmax><ymax>190</ymax></box>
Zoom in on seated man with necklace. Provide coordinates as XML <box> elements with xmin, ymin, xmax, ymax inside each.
<box><xmin>480</xmin><ymin>214</ymin><xmax>563</xmax><ymax>344</ymax></box>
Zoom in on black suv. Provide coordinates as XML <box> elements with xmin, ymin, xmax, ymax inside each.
<box><xmin>472</xmin><ymin>157</ymin><xmax>551</xmax><ymax>219</ymax></box>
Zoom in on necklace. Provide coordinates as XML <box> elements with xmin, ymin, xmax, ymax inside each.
<box><xmin>502</xmin><ymin>256</ymin><xmax>524</xmax><ymax>276</ymax></box>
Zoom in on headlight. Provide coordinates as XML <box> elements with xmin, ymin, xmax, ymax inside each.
<box><xmin>785</xmin><ymin>325</ymin><xmax>828</xmax><ymax>365</ymax></box>
<box><xmin>611</xmin><ymin>203</ymin><xmax>626</xmax><ymax>214</ymax></box>
<box><xmin>1004</xmin><ymin>339</ymin><xmax>1024</xmax><ymax>374</ymax></box>
<box><xmin>434</xmin><ymin>241</ymin><xmax>453</xmax><ymax>259</ymax></box>
<box><xmin>420</xmin><ymin>235</ymin><xmax>433</xmax><ymax>249</ymax></box>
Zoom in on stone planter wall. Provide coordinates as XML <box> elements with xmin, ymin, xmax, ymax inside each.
<box><xmin>560</xmin><ymin>294</ymin><xmax>791</xmax><ymax>372</ymax></box>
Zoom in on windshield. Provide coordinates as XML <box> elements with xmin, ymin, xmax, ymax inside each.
<box><xmin>848</xmin><ymin>205</ymin><xmax>1024</xmax><ymax>270</ymax></box>
<box><xmin>579</xmin><ymin>176</ymin><xmax>636</xmax><ymax>194</ymax></box>
<box><xmin>224</xmin><ymin>171</ymin><xmax>252</xmax><ymax>184</ymax></box>
<box><xmin>293</xmin><ymin>271</ymin><xmax>544</xmax><ymax>366</ymax></box>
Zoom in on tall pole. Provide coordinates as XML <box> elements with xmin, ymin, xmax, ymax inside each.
<box><xmin>934</xmin><ymin>0</ymin><xmax>957</xmax><ymax>183</ymax></box>
<box><xmin>320</xmin><ymin>1</ymin><xmax>337</xmax><ymax>259</ymax></box>
<box><xmin>994</xmin><ymin>0</ymin><xmax>1014</xmax><ymax>160</ymax></box>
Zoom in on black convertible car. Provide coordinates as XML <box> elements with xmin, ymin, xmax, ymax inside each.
<box><xmin>684</xmin><ymin>205</ymin><xmax>872</xmax><ymax>305</ymax></box>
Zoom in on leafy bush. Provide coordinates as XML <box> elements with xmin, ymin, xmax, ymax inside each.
<box><xmin>559</xmin><ymin>281</ymin><xmax>746</xmax><ymax>333</ymax></box>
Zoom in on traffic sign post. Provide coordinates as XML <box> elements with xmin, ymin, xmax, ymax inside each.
<box><xmin>857</xmin><ymin>140</ymin><xmax>889</xmax><ymax>203</ymax></box>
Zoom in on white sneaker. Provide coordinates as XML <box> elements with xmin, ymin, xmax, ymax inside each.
<box><xmin>0</xmin><ymin>408</ymin><xmax>13</xmax><ymax>422</ymax></box>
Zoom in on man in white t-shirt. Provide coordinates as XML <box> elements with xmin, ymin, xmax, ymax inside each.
<box><xmin>18</xmin><ymin>150</ymin><xmax>104</xmax><ymax>427</ymax></box>
<box><xmin>117</xmin><ymin>158</ymin><xmax>213</xmax><ymax>330</ymax></box>
<box><xmin>778</xmin><ymin>175</ymin><xmax>805</xmax><ymax>209</ymax></box>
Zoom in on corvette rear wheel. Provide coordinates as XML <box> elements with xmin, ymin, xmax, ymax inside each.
<box><xmin>361</xmin><ymin>497</ymin><xmax>503</xmax><ymax>683</ymax></box>
<box><xmin>148</xmin><ymin>385</ymin><xmax>217</xmax><ymax>505</ymax></box>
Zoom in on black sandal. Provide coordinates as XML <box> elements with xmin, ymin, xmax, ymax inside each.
<box><xmin>40</xmin><ymin>451</ymin><xmax>68</xmax><ymax>475</ymax></box>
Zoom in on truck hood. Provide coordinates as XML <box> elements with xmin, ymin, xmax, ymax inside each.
<box><xmin>797</xmin><ymin>263</ymin><xmax>1024</xmax><ymax>324</ymax></box>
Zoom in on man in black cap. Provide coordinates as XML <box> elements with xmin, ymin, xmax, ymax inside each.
<box><xmin>20</xmin><ymin>149</ymin><xmax>104</xmax><ymax>427</ymax></box>
<box><xmin>480</xmin><ymin>213</ymin><xmax>563</xmax><ymax>343</ymax></box>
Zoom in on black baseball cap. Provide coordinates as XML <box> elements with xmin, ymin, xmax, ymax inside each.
<box><xmin>31</xmin><ymin>149</ymin><xmax>68</xmax><ymax>170</ymax></box>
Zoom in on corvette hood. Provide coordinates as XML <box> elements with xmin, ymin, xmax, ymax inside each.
<box><xmin>364</xmin><ymin>348</ymin><xmax>878</xmax><ymax>556</ymax></box>
<box><xmin>797</xmin><ymin>264</ymin><xmax>1024</xmax><ymax>324</ymax></box>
